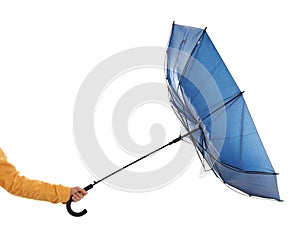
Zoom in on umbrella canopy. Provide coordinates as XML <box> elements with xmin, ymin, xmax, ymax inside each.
<box><xmin>166</xmin><ymin>23</ymin><xmax>281</xmax><ymax>201</ymax></box>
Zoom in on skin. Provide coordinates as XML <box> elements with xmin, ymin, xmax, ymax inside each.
<box><xmin>70</xmin><ymin>187</ymin><xmax>88</xmax><ymax>202</ymax></box>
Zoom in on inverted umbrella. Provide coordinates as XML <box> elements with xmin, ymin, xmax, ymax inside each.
<box><xmin>66</xmin><ymin>22</ymin><xmax>281</xmax><ymax>217</ymax></box>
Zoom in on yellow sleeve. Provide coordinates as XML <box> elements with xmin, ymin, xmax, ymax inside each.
<box><xmin>0</xmin><ymin>148</ymin><xmax>71</xmax><ymax>203</ymax></box>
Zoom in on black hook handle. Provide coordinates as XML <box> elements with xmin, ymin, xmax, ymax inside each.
<box><xmin>66</xmin><ymin>184</ymin><xmax>93</xmax><ymax>217</ymax></box>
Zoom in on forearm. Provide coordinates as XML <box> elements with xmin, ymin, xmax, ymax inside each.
<box><xmin>0</xmin><ymin>148</ymin><xmax>70</xmax><ymax>203</ymax></box>
<box><xmin>4</xmin><ymin>172</ymin><xmax>71</xmax><ymax>203</ymax></box>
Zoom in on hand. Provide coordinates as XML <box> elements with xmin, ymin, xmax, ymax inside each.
<box><xmin>70</xmin><ymin>187</ymin><xmax>88</xmax><ymax>202</ymax></box>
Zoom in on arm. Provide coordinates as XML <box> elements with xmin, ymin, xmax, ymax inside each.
<box><xmin>0</xmin><ymin>148</ymin><xmax>72</xmax><ymax>203</ymax></box>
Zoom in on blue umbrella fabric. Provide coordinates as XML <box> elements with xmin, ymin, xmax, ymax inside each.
<box><xmin>166</xmin><ymin>23</ymin><xmax>281</xmax><ymax>201</ymax></box>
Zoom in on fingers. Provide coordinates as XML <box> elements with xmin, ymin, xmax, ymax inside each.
<box><xmin>70</xmin><ymin>187</ymin><xmax>88</xmax><ymax>202</ymax></box>
<box><xmin>72</xmin><ymin>191</ymin><xmax>84</xmax><ymax>202</ymax></box>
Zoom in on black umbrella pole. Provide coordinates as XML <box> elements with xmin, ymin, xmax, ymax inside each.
<box><xmin>66</xmin><ymin>127</ymin><xmax>199</xmax><ymax>217</ymax></box>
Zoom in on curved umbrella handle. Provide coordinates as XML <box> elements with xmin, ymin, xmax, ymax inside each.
<box><xmin>66</xmin><ymin>184</ymin><xmax>93</xmax><ymax>217</ymax></box>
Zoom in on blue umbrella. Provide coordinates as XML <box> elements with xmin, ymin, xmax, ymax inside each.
<box><xmin>166</xmin><ymin>22</ymin><xmax>281</xmax><ymax>201</ymax></box>
<box><xmin>66</xmin><ymin>22</ymin><xmax>281</xmax><ymax>217</ymax></box>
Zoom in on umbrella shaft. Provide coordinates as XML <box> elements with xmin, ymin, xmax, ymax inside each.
<box><xmin>92</xmin><ymin>127</ymin><xmax>200</xmax><ymax>186</ymax></box>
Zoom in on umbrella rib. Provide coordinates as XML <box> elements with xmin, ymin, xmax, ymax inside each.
<box><xmin>202</xmin><ymin>91</ymin><xmax>244</xmax><ymax>121</ymax></box>
<box><xmin>176</xmin><ymin>27</ymin><xmax>207</xmax><ymax>93</ymax></box>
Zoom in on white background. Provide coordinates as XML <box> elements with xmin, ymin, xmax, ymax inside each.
<box><xmin>0</xmin><ymin>0</ymin><xmax>299</xmax><ymax>235</ymax></box>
